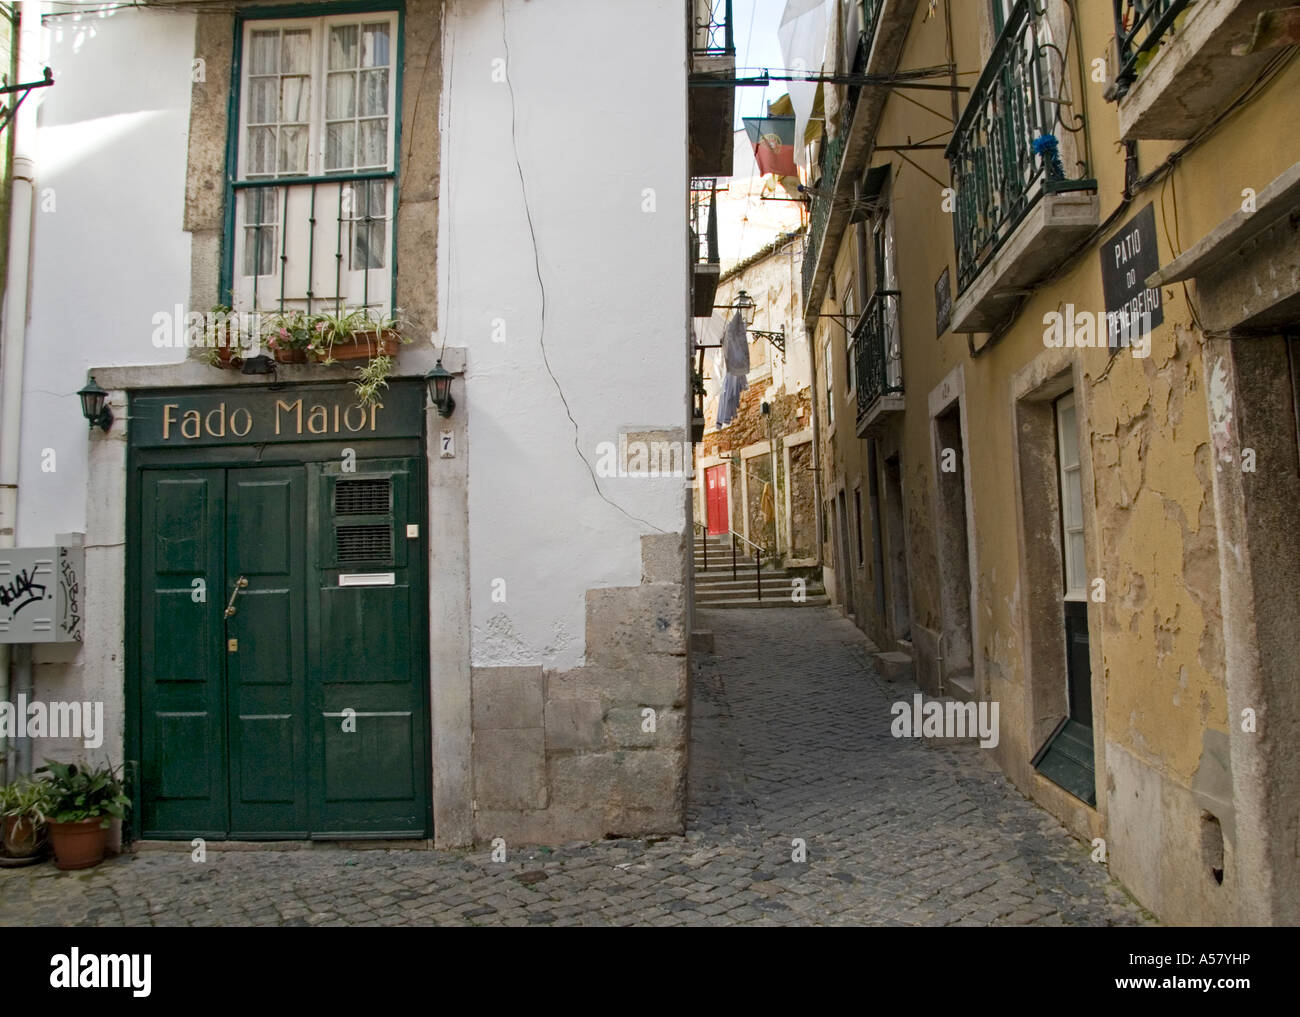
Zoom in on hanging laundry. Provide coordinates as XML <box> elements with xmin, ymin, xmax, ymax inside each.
<box><xmin>716</xmin><ymin>312</ymin><xmax>750</xmax><ymax>426</ymax></box>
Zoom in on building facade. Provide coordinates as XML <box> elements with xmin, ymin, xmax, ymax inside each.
<box><xmin>801</xmin><ymin>0</ymin><xmax>1300</xmax><ymax>924</ymax></box>
<box><xmin>695</xmin><ymin>230</ymin><xmax>818</xmax><ymax>564</ymax></box>
<box><xmin>0</xmin><ymin>0</ymin><xmax>733</xmax><ymax>848</ymax></box>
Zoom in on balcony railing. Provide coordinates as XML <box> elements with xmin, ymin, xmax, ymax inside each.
<box><xmin>691</xmin><ymin>177</ymin><xmax>719</xmax><ymax>266</ymax></box>
<box><xmin>801</xmin><ymin>133</ymin><xmax>844</xmax><ymax>299</ymax></box>
<box><xmin>1110</xmin><ymin>0</ymin><xmax>1192</xmax><ymax>99</ymax></box>
<box><xmin>692</xmin><ymin>0</ymin><xmax>734</xmax><ymax>56</ymax></box>
<box><xmin>945</xmin><ymin>0</ymin><xmax>1096</xmax><ymax>294</ymax></box>
<box><xmin>854</xmin><ymin>289</ymin><xmax>902</xmax><ymax>424</ymax></box>
<box><xmin>227</xmin><ymin>171</ymin><xmax>395</xmax><ymax>316</ymax></box>
<box><xmin>800</xmin><ymin>2</ymin><xmax>885</xmax><ymax>303</ymax></box>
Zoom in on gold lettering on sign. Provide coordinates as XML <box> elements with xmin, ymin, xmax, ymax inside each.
<box><xmin>162</xmin><ymin>404</ymin><xmax>179</xmax><ymax>440</ymax></box>
<box><xmin>276</xmin><ymin>399</ymin><xmax>302</xmax><ymax>435</ymax></box>
<box><xmin>306</xmin><ymin>404</ymin><xmax>328</xmax><ymax>435</ymax></box>
<box><xmin>344</xmin><ymin>403</ymin><xmax>367</xmax><ymax>432</ymax></box>
<box><xmin>230</xmin><ymin>407</ymin><xmax>253</xmax><ymax>437</ymax></box>
<box><xmin>181</xmin><ymin>410</ymin><xmax>202</xmax><ymax>439</ymax></box>
<box><xmin>204</xmin><ymin>403</ymin><xmax>227</xmax><ymax>438</ymax></box>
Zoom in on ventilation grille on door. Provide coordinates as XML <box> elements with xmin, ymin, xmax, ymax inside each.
<box><xmin>334</xmin><ymin>478</ymin><xmax>392</xmax><ymax>515</ymax></box>
<box><xmin>336</xmin><ymin>524</ymin><xmax>392</xmax><ymax>563</ymax></box>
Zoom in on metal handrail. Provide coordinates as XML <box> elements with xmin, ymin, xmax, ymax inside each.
<box><xmin>729</xmin><ymin>529</ymin><xmax>764</xmax><ymax>602</ymax></box>
<box><xmin>694</xmin><ymin>524</ymin><xmax>765</xmax><ymax>602</ymax></box>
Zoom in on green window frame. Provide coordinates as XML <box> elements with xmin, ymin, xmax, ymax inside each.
<box><xmin>220</xmin><ymin>1</ymin><xmax>405</xmax><ymax>315</ymax></box>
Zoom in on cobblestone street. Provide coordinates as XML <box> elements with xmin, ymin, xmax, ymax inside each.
<box><xmin>0</xmin><ymin>607</ymin><xmax>1151</xmax><ymax>927</ymax></box>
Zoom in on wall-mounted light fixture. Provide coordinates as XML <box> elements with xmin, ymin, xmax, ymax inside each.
<box><xmin>425</xmin><ymin>359</ymin><xmax>456</xmax><ymax>418</ymax></box>
<box><xmin>713</xmin><ymin>289</ymin><xmax>757</xmax><ymax>326</ymax></box>
<box><xmin>77</xmin><ymin>375</ymin><xmax>113</xmax><ymax>432</ymax></box>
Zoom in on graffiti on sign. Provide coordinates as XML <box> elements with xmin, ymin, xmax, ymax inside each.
<box><xmin>0</xmin><ymin>567</ymin><xmax>47</xmax><ymax>616</ymax></box>
<box><xmin>59</xmin><ymin>548</ymin><xmax>83</xmax><ymax>642</ymax></box>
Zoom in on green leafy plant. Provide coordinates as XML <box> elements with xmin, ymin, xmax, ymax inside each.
<box><xmin>352</xmin><ymin>353</ymin><xmax>393</xmax><ymax>408</ymax></box>
<box><xmin>35</xmin><ymin>760</ymin><xmax>130</xmax><ymax>828</ymax></box>
<box><xmin>261</xmin><ymin>309</ymin><xmax>314</xmax><ymax>354</ymax></box>
<box><xmin>0</xmin><ymin>778</ymin><xmax>54</xmax><ymax>826</ymax></box>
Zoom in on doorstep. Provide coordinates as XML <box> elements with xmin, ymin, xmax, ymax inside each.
<box><xmin>132</xmin><ymin>839</ymin><xmax>436</xmax><ymax>853</ymax></box>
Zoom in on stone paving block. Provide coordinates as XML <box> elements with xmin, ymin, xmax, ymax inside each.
<box><xmin>0</xmin><ymin>607</ymin><xmax>1151</xmax><ymax>929</ymax></box>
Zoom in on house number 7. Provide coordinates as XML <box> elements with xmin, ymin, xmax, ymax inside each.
<box><xmin>440</xmin><ymin>431</ymin><xmax>455</xmax><ymax>458</ymax></box>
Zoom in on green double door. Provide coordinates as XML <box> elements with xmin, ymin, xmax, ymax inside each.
<box><xmin>137</xmin><ymin>457</ymin><xmax>429</xmax><ymax>839</ymax></box>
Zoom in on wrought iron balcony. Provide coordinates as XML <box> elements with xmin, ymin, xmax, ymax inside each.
<box><xmin>800</xmin><ymin>133</ymin><xmax>845</xmax><ymax>301</ymax></box>
<box><xmin>691</xmin><ymin>0</ymin><xmax>734</xmax><ymax>56</ymax></box>
<box><xmin>226</xmin><ymin>170</ymin><xmax>394</xmax><ymax>316</ymax></box>
<box><xmin>1110</xmin><ymin>0</ymin><xmax>1192</xmax><ymax>100</ymax></box>
<box><xmin>799</xmin><ymin>0</ymin><xmax>887</xmax><ymax>306</ymax></box>
<box><xmin>1108</xmin><ymin>0</ymin><xmax>1277</xmax><ymax>140</ymax></box>
<box><xmin>945</xmin><ymin>0</ymin><xmax>1096</xmax><ymax>297</ymax></box>
<box><xmin>691</xmin><ymin>177</ymin><xmax>721</xmax><ymax>318</ymax></box>
<box><xmin>854</xmin><ymin>289</ymin><xmax>903</xmax><ymax>432</ymax></box>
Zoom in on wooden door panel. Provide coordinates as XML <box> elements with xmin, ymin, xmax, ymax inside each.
<box><xmin>139</xmin><ymin>471</ymin><xmax>227</xmax><ymax>837</ymax></box>
<box><xmin>226</xmin><ymin>468</ymin><xmax>309</xmax><ymax>837</ymax></box>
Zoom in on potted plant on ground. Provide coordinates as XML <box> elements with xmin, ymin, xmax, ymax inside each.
<box><xmin>36</xmin><ymin>760</ymin><xmax>129</xmax><ymax>871</ymax></box>
<box><xmin>0</xmin><ymin>778</ymin><xmax>53</xmax><ymax>860</ymax></box>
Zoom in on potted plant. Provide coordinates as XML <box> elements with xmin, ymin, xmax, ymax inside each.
<box><xmin>0</xmin><ymin>778</ymin><xmax>53</xmax><ymax>859</ymax></box>
<box><xmin>261</xmin><ymin>309</ymin><xmax>313</xmax><ymax>363</ymax></box>
<box><xmin>36</xmin><ymin>760</ymin><xmax>130</xmax><ymax>871</ymax></box>
<box><xmin>200</xmin><ymin>304</ymin><xmax>249</xmax><ymax>369</ymax></box>
<box><xmin>308</xmin><ymin>308</ymin><xmax>405</xmax><ymax>363</ymax></box>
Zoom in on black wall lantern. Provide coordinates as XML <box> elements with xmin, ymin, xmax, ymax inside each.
<box><xmin>425</xmin><ymin>360</ymin><xmax>456</xmax><ymax>418</ymax></box>
<box><xmin>77</xmin><ymin>375</ymin><xmax>113</xmax><ymax>432</ymax></box>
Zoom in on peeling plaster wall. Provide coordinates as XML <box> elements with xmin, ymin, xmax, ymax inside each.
<box><xmin>806</xmin><ymin>0</ymin><xmax>1300</xmax><ymax>923</ymax></box>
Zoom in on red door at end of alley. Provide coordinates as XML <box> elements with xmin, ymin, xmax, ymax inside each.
<box><xmin>705</xmin><ymin>464</ymin><xmax>730</xmax><ymax>536</ymax></box>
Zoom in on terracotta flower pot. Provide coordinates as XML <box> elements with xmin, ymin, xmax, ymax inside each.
<box><xmin>314</xmin><ymin>329</ymin><xmax>399</xmax><ymax>363</ymax></box>
<box><xmin>273</xmin><ymin>347</ymin><xmax>309</xmax><ymax>364</ymax></box>
<box><xmin>2</xmin><ymin>814</ymin><xmax>44</xmax><ymax>858</ymax></box>
<box><xmin>47</xmin><ymin>818</ymin><xmax>110</xmax><ymax>871</ymax></box>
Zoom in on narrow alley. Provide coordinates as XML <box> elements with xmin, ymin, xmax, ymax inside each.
<box><xmin>0</xmin><ymin>607</ymin><xmax>1148</xmax><ymax>927</ymax></box>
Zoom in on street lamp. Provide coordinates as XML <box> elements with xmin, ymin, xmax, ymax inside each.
<box><xmin>77</xmin><ymin>375</ymin><xmax>113</xmax><ymax>432</ymax></box>
<box><xmin>734</xmin><ymin>289</ymin><xmax>757</xmax><ymax>326</ymax></box>
<box><xmin>425</xmin><ymin>359</ymin><xmax>456</xmax><ymax>418</ymax></box>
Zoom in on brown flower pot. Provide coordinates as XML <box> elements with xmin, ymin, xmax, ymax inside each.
<box><xmin>2</xmin><ymin>814</ymin><xmax>44</xmax><ymax>858</ymax></box>
<box><xmin>313</xmin><ymin>329</ymin><xmax>399</xmax><ymax>363</ymax></box>
<box><xmin>47</xmin><ymin>818</ymin><xmax>110</xmax><ymax>871</ymax></box>
<box><xmin>273</xmin><ymin>347</ymin><xmax>309</xmax><ymax>364</ymax></box>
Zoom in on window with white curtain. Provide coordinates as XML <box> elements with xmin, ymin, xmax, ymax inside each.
<box><xmin>232</xmin><ymin>12</ymin><xmax>399</xmax><ymax>314</ymax></box>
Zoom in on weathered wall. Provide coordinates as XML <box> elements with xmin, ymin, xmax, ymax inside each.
<box><xmin>805</xmin><ymin>0</ymin><xmax>1300</xmax><ymax>922</ymax></box>
<box><xmin>446</xmin><ymin>0</ymin><xmax>690</xmax><ymax>843</ymax></box>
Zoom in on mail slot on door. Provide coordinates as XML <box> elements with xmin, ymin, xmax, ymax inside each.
<box><xmin>0</xmin><ymin>546</ymin><xmax>85</xmax><ymax>643</ymax></box>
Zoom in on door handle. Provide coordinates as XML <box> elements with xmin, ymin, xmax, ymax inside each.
<box><xmin>224</xmin><ymin>576</ymin><xmax>249</xmax><ymax>618</ymax></box>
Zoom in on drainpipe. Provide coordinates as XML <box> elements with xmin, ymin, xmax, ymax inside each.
<box><xmin>0</xmin><ymin>4</ymin><xmax>41</xmax><ymax>782</ymax></box>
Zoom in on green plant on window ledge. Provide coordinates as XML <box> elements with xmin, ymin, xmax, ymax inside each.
<box><xmin>255</xmin><ymin>307</ymin><xmax>412</xmax><ymax>401</ymax></box>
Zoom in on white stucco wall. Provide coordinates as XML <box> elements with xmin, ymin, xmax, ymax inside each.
<box><xmin>440</xmin><ymin>0</ymin><xmax>688</xmax><ymax>670</ymax></box>
<box><xmin>13</xmin><ymin>0</ymin><xmax>689</xmax><ymax>683</ymax></box>
<box><xmin>18</xmin><ymin>5</ymin><xmax>195</xmax><ymax>545</ymax></box>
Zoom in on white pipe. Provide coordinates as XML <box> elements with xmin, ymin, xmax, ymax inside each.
<box><xmin>1</xmin><ymin>2</ymin><xmax>43</xmax><ymax>782</ymax></box>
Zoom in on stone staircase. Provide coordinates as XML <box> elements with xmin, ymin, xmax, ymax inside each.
<box><xmin>693</xmin><ymin>533</ymin><xmax>829</xmax><ymax>609</ymax></box>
